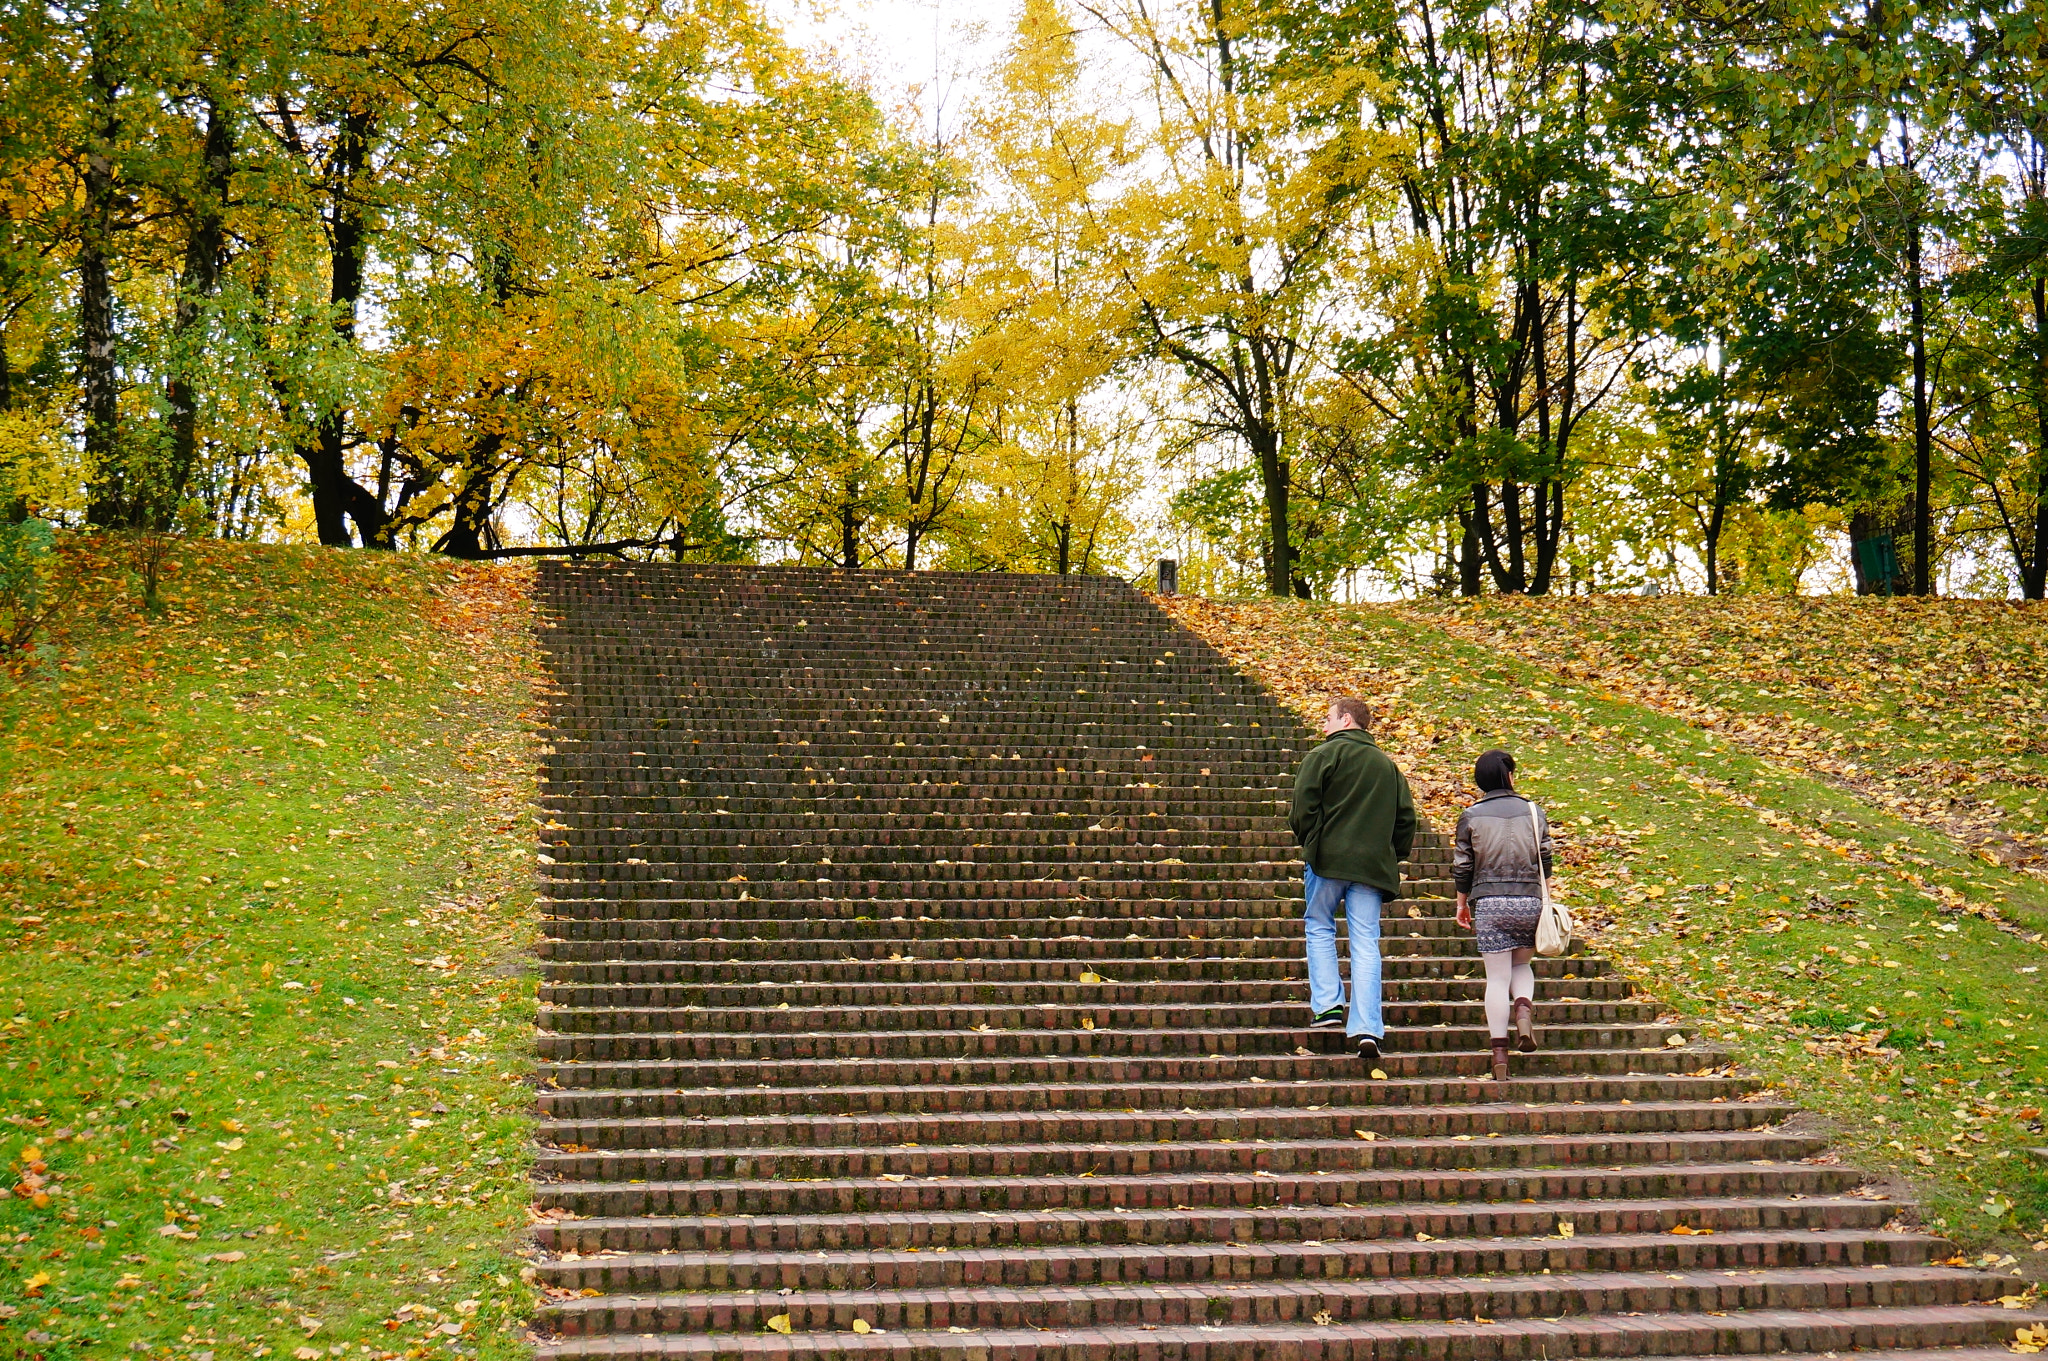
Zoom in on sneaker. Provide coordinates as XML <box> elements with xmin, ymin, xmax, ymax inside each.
<box><xmin>1309</xmin><ymin>1009</ymin><xmax>1346</xmax><ymax>1029</ymax></box>
<box><xmin>1355</xmin><ymin>1034</ymin><xmax>1383</xmax><ymax>1064</ymax></box>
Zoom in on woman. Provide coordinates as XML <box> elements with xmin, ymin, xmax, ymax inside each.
<box><xmin>1452</xmin><ymin>749</ymin><xmax>1555</xmax><ymax>1081</ymax></box>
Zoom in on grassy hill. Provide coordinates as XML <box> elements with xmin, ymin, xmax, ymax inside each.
<box><xmin>1168</xmin><ymin>593</ymin><xmax>2048</xmax><ymax>1266</ymax></box>
<box><xmin>0</xmin><ymin>542</ymin><xmax>539</xmax><ymax>1360</ymax></box>
<box><xmin>7</xmin><ymin>546</ymin><xmax>2044</xmax><ymax>1357</ymax></box>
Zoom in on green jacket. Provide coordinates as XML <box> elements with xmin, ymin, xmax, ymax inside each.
<box><xmin>1289</xmin><ymin>730</ymin><xmax>1418</xmax><ymax>896</ymax></box>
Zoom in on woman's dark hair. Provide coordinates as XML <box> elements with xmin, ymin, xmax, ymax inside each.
<box><xmin>1474</xmin><ymin>748</ymin><xmax>1516</xmax><ymax>792</ymax></box>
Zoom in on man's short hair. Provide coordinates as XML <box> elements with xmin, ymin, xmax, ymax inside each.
<box><xmin>1327</xmin><ymin>696</ymin><xmax>1372</xmax><ymax>730</ymax></box>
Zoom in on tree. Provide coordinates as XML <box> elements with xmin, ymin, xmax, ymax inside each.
<box><xmin>1085</xmin><ymin>0</ymin><xmax>1392</xmax><ymax>596</ymax></box>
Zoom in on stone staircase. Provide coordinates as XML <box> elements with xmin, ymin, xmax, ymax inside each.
<box><xmin>528</xmin><ymin>563</ymin><xmax>2034</xmax><ymax>1360</ymax></box>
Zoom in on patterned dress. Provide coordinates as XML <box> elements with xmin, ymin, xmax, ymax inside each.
<box><xmin>1473</xmin><ymin>894</ymin><xmax>1542</xmax><ymax>954</ymax></box>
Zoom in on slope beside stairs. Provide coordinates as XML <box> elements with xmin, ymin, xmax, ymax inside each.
<box><xmin>527</xmin><ymin>562</ymin><xmax>2036</xmax><ymax>1360</ymax></box>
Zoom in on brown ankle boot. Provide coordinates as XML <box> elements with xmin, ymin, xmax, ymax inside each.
<box><xmin>1490</xmin><ymin>1038</ymin><xmax>1511</xmax><ymax>1082</ymax></box>
<box><xmin>1513</xmin><ymin>997</ymin><xmax>1537</xmax><ymax>1053</ymax></box>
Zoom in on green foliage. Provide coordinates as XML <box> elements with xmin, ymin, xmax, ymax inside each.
<box><xmin>2</xmin><ymin>0</ymin><xmax>2042</xmax><ymax>597</ymax></box>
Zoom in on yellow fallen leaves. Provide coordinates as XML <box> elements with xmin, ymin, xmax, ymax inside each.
<box><xmin>1371</xmin><ymin>1068</ymin><xmax>1389</xmax><ymax>1080</ymax></box>
<box><xmin>22</xmin><ymin>1271</ymin><xmax>49</xmax><ymax>1296</ymax></box>
<box><xmin>1313</xmin><ymin>1310</ymin><xmax>1336</xmax><ymax>1325</ymax></box>
<box><xmin>852</xmin><ymin>1319</ymin><xmax>874</xmax><ymax>1334</ymax></box>
<box><xmin>2013</xmin><ymin>1324</ymin><xmax>2048</xmax><ymax>1354</ymax></box>
<box><xmin>1354</xmin><ymin>1129</ymin><xmax>1377</xmax><ymax>1141</ymax></box>
<box><xmin>1078</xmin><ymin>971</ymin><xmax>1105</xmax><ymax>984</ymax></box>
<box><xmin>766</xmin><ymin>1314</ymin><xmax>793</xmax><ymax>1334</ymax></box>
<box><xmin>1555</xmin><ymin>1221</ymin><xmax>1576</xmax><ymax>1239</ymax></box>
<box><xmin>1669</xmin><ymin>1224</ymin><xmax>1714</xmax><ymax>1235</ymax></box>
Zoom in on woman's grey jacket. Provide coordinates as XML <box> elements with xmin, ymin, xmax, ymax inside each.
<box><xmin>1452</xmin><ymin>788</ymin><xmax>1555</xmax><ymax>900</ymax></box>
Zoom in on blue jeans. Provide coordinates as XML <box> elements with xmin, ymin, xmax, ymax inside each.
<box><xmin>1303</xmin><ymin>865</ymin><xmax>1384</xmax><ymax>1039</ymax></box>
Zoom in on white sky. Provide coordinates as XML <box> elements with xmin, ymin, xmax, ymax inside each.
<box><xmin>768</xmin><ymin>1</ymin><xmax>1011</xmax><ymax>120</ymax></box>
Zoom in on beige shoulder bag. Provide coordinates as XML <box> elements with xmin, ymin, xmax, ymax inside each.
<box><xmin>1532</xmin><ymin>802</ymin><xmax>1574</xmax><ymax>957</ymax></box>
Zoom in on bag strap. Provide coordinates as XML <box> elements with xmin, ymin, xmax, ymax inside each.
<box><xmin>1528</xmin><ymin>801</ymin><xmax>1550</xmax><ymax>910</ymax></box>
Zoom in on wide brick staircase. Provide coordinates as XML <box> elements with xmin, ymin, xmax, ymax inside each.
<box><xmin>527</xmin><ymin>563</ymin><xmax>2036</xmax><ymax>1360</ymax></box>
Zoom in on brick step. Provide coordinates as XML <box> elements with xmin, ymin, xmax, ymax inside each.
<box><xmin>543</xmin><ymin>763</ymin><xmax>1294</xmax><ymax>783</ymax></box>
<box><xmin>552</xmin><ymin>828</ymin><xmax>1313</xmax><ymax>851</ymax></box>
<box><xmin>530</xmin><ymin>1156</ymin><xmax>1861</xmax><ymax>1218</ymax></box>
<box><xmin>533</xmin><ymin>1040</ymin><xmax>1730</xmax><ymax>1090</ymax></box>
<box><xmin>556</xmin><ymin>735</ymin><xmax>1293</xmax><ymax>754</ymax></box>
<box><xmin>538</xmin><ymin>902</ymin><xmax>1321</xmax><ymax>925</ymax></box>
<box><xmin>549</xmin><ymin>722</ymin><xmax>1285</xmax><ymax>739</ymax></box>
<box><xmin>539</xmin><ymin>1238</ymin><xmax>1966</xmax><ymax>1313</ymax></box>
<box><xmin>534</xmin><ymin>1194</ymin><xmax>1893</xmax><ymax>1254</ymax></box>
<box><xmin>534</xmin><ymin>952</ymin><xmax>1581</xmax><ymax>984</ymax></box>
<box><xmin>535</xmin><ymin>920</ymin><xmax>1589</xmax><ymax>949</ymax></box>
<box><xmin>539</xmin><ymin>798</ymin><xmax>1297</xmax><ymax>816</ymax></box>
<box><xmin>538</xmin><ymin>814</ymin><xmax>1344</xmax><ymax>838</ymax></box>
<box><xmin>533</xmin><ymin>1009</ymin><xmax>1657</xmax><ymax>1057</ymax></box>
<box><xmin>530</xmin><ymin>1129</ymin><xmax>1821</xmax><ymax>1189</ymax></box>
<box><xmin>537</xmin><ymin>877</ymin><xmax>1306</xmax><ymax>903</ymax></box>
<box><xmin>548</xmin><ymin>861</ymin><xmax>1302</xmax><ymax>885</ymax></box>
<box><xmin>535</xmin><ymin>978</ymin><xmax>1657</xmax><ymax>1013</ymax></box>
<box><xmin>535</xmin><ymin>943</ymin><xmax>1606</xmax><ymax>974</ymax></box>
<box><xmin>540</xmin><ymin>1096</ymin><xmax>1794</xmax><ymax>1154</ymax></box>
<box><xmin>531</xmin><ymin>1098</ymin><xmax>1780</xmax><ymax>1151</ymax></box>
<box><xmin>536</xmin><ymin>787</ymin><xmax>1295</xmax><ymax>808</ymax></box>
<box><xmin>552</xmin><ymin>843</ymin><xmax>1302</xmax><ymax>863</ymax></box>
<box><xmin>536</xmin><ymin>1005</ymin><xmax>1650</xmax><ymax>1039</ymax></box>
<box><xmin>528</xmin><ymin>1056</ymin><xmax>1737</xmax><ymax>1118</ymax></box>
<box><xmin>548</xmin><ymin>1080</ymin><xmax>1777</xmax><ymax>1154</ymax></box>
<box><xmin>532</xmin><ymin>1308</ymin><xmax>2048</xmax><ymax>1361</ymax></box>
<box><xmin>528</xmin><ymin>1129</ymin><xmax>1826</xmax><ymax>1195</ymax></box>
<box><xmin>549</xmin><ymin>656</ymin><xmax>1263</xmax><ymax>674</ymax></box>
<box><xmin>533</xmin><ymin>956</ymin><xmax>1607</xmax><ymax>989</ymax></box>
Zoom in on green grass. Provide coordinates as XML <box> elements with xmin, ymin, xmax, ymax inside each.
<box><xmin>0</xmin><ymin>540</ymin><xmax>540</xmax><ymax>1360</ymax></box>
<box><xmin>1412</xmin><ymin>595</ymin><xmax>2048</xmax><ymax>873</ymax></box>
<box><xmin>1170</xmin><ymin>594</ymin><xmax>2048</xmax><ymax>1264</ymax></box>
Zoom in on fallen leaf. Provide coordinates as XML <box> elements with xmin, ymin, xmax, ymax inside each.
<box><xmin>766</xmin><ymin>1314</ymin><xmax>792</xmax><ymax>1334</ymax></box>
<box><xmin>852</xmin><ymin>1319</ymin><xmax>873</xmax><ymax>1334</ymax></box>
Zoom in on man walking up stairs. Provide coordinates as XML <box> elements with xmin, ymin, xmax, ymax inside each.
<box><xmin>528</xmin><ymin>562</ymin><xmax>2038</xmax><ymax>1360</ymax></box>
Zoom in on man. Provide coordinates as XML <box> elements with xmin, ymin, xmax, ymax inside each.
<box><xmin>1289</xmin><ymin>696</ymin><xmax>1417</xmax><ymax>1064</ymax></box>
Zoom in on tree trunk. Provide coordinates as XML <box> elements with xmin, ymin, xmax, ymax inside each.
<box><xmin>840</xmin><ymin>502</ymin><xmax>859</xmax><ymax>571</ymax></box>
<box><xmin>1704</xmin><ymin>492</ymin><xmax>1727</xmax><ymax>596</ymax></box>
<box><xmin>1251</xmin><ymin>422</ymin><xmax>1290</xmax><ymax>597</ymax></box>
<box><xmin>437</xmin><ymin>432</ymin><xmax>504</xmax><ymax>558</ymax></box>
<box><xmin>1458</xmin><ymin>509</ymin><xmax>1481</xmax><ymax>596</ymax></box>
<box><xmin>2027</xmin><ymin>276</ymin><xmax>2048</xmax><ymax>601</ymax></box>
<box><xmin>1530</xmin><ymin>480</ymin><xmax>1563</xmax><ymax>595</ymax></box>
<box><xmin>80</xmin><ymin>108</ymin><xmax>123</xmax><ymax>528</ymax></box>
<box><xmin>303</xmin><ymin>107</ymin><xmax>387</xmax><ymax>548</ymax></box>
<box><xmin>1906</xmin><ymin>215</ymin><xmax>1933</xmax><ymax>596</ymax></box>
<box><xmin>159</xmin><ymin>91</ymin><xmax>233</xmax><ymax>531</ymax></box>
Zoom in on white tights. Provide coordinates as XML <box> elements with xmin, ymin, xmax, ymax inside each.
<box><xmin>1483</xmin><ymin>948</ymin><xmax>1536</xmax><ymax>1039</ymax></box>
